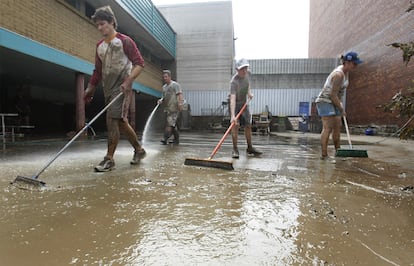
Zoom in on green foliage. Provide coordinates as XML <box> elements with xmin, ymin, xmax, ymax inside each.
<box><xmin>387</xmin><ymin>42</ymin><xmax>414</xmax><ymax>65</ymax></box>
<box><xmin>382</xmin><ymin>82</ymin><xmax>414</xmax><ymax>139</ymax></box>
<box><xmin>381</xmin><ymin>3</ymin><xmax>414</xmax><ymax>139</ymax></box>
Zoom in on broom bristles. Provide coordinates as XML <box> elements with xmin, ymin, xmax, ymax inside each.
<box><xmin>335</xmin><ymin>149</ymin><xmax>368</xmax><ymax>157</ymax></box>
<box><xmin>184</xmin><ymin>157</ymin><xmax>234</xmax><ymax>170</ymax></box>
<box><xmin>11</xmin><ymin>176</ymin><xmax>46</xmax><ymax>188</ymax></box>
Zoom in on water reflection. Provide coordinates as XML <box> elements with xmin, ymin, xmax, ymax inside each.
<box><xmin>0</xmin><ymin>133</ymin><xmax>413</xmax><ymax>265</ymax></box>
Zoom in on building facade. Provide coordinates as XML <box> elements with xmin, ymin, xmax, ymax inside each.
<box><xmin>5</xmin><ymin>1</ymin><xmax>402</xmax><ymax>135</ymax></box>
<box><xmin>157</xmin><ymin>1</ymin><xmax>234</xmax><ymax>91</ymax></box>
<box><xmin>309</xmin><ymin>0</ymin><xmax>414</xmax><ymax>128</ymax></box>
<box><xmin>0</xmin><ymin>0</ymin><xmax>175</xmax><ymax>133</ymax></box>
<box><xmin>157</xmin><ymin>2</ymin><xmax>337</xmax><ymax>131</ymax></box>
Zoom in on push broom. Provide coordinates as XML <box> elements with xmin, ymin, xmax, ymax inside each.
<box><xmin>184</xmin><ymin>100</ymin><xmax>250</xmax><ymax>170</ymax></box>
<box><xmin>12</xmin><ymin>92</ymin><xmax>124</xmax><ymax>187</ymax></box>
<box><xmin>335</xmin><ymin>116</ymin><xmax>368</xmax><ymax>157</ymax></box>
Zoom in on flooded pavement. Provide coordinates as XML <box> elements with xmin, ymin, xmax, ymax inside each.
<box><xmin>0</xmin><ymin>131</ymin><xmax>413</xmax><ymax>265</ymax></box>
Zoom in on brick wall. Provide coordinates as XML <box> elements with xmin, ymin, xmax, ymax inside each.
<box><xmin>309</xmin><ymin>0</ymin><xmax>414</xmax><ymax>126</ymax></box>
<box><xmin>0</xmin><ymin>0</ymin><xmax>162</xmax><ymax>90</ymax></box>
<box><xmin>0</xmin><ymin>0</ymin><xmax>98</xmax><ymax>61</ymax></box>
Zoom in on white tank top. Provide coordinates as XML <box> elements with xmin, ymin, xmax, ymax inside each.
<box><xmin>316</xmin><ymin>65</ymin><xmax>348</xmax><ymax>103</ymax></box>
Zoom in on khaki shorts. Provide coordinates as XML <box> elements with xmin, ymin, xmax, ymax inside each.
<box><xmin>236</xmin><ymin>103</ymin><xmax>251</xmax><ymax>126</ymax></box>
<box><xmin>166</xmin><ymin>111</ymin><xmax>179</xmax><ymax>127</ymax></box>
<box><xmin>106</xmin><ymin>90</ymin><xmax>132</xmax><ymax>121</ymax></box>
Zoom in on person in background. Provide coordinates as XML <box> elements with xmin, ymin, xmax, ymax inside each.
<box><xmin>83</xmin><ymin>6</ymin><xmax>146</xmax><ymax>172</ymax></box>
<box><xmin>229</xmin><ymin>58</ymin><xmax>262</xmax><ymax>158</ymax></box>
<box><xmin>158</xmin><ymin>70</ymin><xmax>183</xmax><ymax>145</ymax></box>
<box><xmin>315</xmin><ymin>51</ymin><xmax>362</xmax><ymax>160</ymax></box>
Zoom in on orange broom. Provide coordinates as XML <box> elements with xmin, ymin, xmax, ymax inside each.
<box><xmin>184</xmin><ymin>101</ymin><xmax>249</xmax><ymax>170</ymax></box>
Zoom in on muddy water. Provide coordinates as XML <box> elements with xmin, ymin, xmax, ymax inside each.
<box><xmin>0</xmin><ymin>133</ymin><xmax>413</xmax><ymax>265</ymax></box>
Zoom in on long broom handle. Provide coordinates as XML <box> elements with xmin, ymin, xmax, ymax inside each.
<box><xmin>32</xmin><ymin>92</ymin><xmax>124</xmax><ymax>179</ymax></box>
<box><xmin>343</xmin><ymin>116</ymin><xmax>353</xmax><ymax>149</ymax></box>
<box><xmin>208</xmin><ymin>100</ymin><xmax>250</xmax><ymax>160</ymax></box>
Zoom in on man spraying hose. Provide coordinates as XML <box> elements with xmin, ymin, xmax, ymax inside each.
<box><xmin>158</xmin><ymin>70</ymin><xmax>184</xmax><ymax>145</ymax></box>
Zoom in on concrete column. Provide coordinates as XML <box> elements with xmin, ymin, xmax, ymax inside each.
<box><xmin>75</xmin><ymin>73</ymin><xmax>85</xmax><ymax>134</ymax></box>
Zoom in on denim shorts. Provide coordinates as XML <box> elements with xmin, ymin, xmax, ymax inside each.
<box><xmin>316</xmin><ymin>102</ymin><xmax>341</xmax><ymax>116</ymax></box>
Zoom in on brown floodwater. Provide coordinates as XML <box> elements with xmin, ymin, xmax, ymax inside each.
<box><xmin>0</xmin><ymin>132</ymin><xmax>413</xmax><ymax>265</ymax></box>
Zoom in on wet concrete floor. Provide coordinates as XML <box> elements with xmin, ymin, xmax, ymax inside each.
<box><xmin>0</xmin><ymin>131</ymin><xmax>413</xmax><ymax>265</ymax></box>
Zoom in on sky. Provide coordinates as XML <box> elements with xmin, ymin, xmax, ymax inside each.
<box><xmin>151</xmin><ymin>0</ymin><xmax>310</xmax><ymax>59</ymax></box>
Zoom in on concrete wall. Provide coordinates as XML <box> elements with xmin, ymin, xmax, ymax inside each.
<box><xmin>309</xmin><ymin>0</ymin><xmax>414</xmax><ymax>126</ymax></box>
<box><xmin>157</xmin><ymin>1</ymin><xmax>234</xmax><ymax>91</ymax></box>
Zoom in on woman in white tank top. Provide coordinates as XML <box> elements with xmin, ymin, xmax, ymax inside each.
<box><xmin>315</xmin><ymin>52</ymin><xmax>362</xmax><ymax>160</ymax></box>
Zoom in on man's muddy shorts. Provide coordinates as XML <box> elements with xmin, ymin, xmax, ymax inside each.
<box><xmin>106</xmin><ymin>90</ymin><xmax>132</xmax><ymax>121</ymax></box>
<box><xmin>236</xmin><ymin>103</ymin><xmax>252</xmax><ymax>126</ymax></box>
<box><xmin>166</xmin><ymin>111</ymin><xmax>179</xmax><ymax>127</ymax></box>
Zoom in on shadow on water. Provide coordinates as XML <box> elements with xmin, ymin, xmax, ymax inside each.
<box><xmin>0</xmin><ymin>131</ymin><xmax>413</xmax><ymax>265</ymax></box>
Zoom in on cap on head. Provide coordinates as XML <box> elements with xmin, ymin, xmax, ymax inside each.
<box><xmin>235</xmin><ymin>58</ymin><xmax>250</xmax><ymax>70</ymax></box>
<box><xmin>343</xmin><ymin>51</ymin><xmax>362</xmax><ymax>65</ymax></box>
